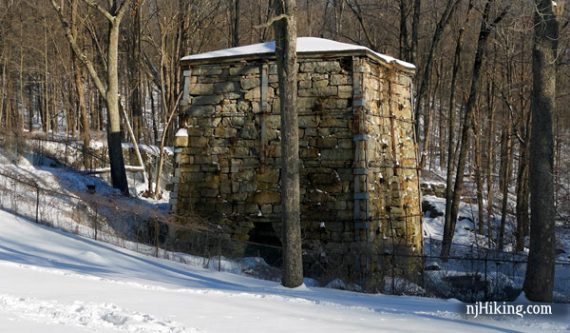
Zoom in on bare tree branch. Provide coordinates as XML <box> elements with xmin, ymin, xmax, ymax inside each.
<box><xmin>116</xmin><ymin>0</ymin><xmax>137</xmax><ymax>22</ymax></box>
<box><xmin>346</xmin><ymin>0</ymin><xmax>377</xmax><ymax>50</ymax></box>
<box><xmin>80</xmin><ymin>0</ymin><xmax>115</xmax><ymax>22</ymax></box>
<box><xmin>49</xmin><ymin>0</ymin><xmax>107</xmax><ymax>97</ymax></box>
<box><xmin>254</xmin><ymin>13</ymin><xmax>288</xmax><ymax>30</ymax></box>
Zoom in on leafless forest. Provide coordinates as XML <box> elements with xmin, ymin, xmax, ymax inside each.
<box><xmin>0</xmin><ymin>0</ymin><xmax>568</xmax><ymax>300</ymax></box>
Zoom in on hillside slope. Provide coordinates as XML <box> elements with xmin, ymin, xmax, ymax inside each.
<box><xmin>0</xmin><ymin>210</ymin><xmax>568</xmax><ymax>332</ymax></box>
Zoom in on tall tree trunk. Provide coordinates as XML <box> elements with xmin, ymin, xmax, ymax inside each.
<box><xmin>71</xmin><ymin>0</ymin><xmax>91</xmax><ymax>167</ymax></box>
<box><xmin>153</xmin><ymin>93</ymin><xmax>181</xmax><ymax>199</ymax></box>
<box><xmin>19</xmin><ymin>15</ymin><xmax>25</xmax><ymax>133</ymax></box>
<box><xmin>26</xmin><ymin>83</ymin><xmax>33</xmax><ymax>132</ymax></box>
<box><xmin>67</xmin><ymin>77</ymin><xmax>77</xmax><ymax>137</ymax></box>
<box><xmin>518</xmin><ymin>55</ymin><xmax>532</xmax><ymax>241</ymax></box>
<box><xmin>523</xmin><ymin>0</ymin><xmax>558</xmax><ymax>302</ymax></box>
<box><xmin>485</xmin><ymin>81</ymin><xmax>496</xmax><ymax>243</ymax></box>
<box><xmin>6</xmin><ymin>81</ymin><xmax>13</xmax><ymax>134</ymax></box>
<box><xmin>149</xmin><ymin>81</ymin><xmax>158</xmax><ymax>144</ymax></box>
<box><xmin>50</xmin><ymin>81</ymin><xmax>58</xmax><ymax>132</ymax></box>
<box><xmin>443</xmin><ymin>25</ymin><xmax>465</xmax><ymax>258</ymax></box>
<box><xmin>399</xmin><ymin>0</ymin><xmax>410</xmax><ymax>61</ymax></box>
<box><xmin>42</xmin><ymin>17</ymin><xmax>51</xmax><ymax>134</ymax></box>
<box><xmin>106</xmin><ymin>16</ymin><xmax>129</xmax><ymax>195</ymax></box>
<box><xmin>73</xmin><ymin>60</ymin><xmax>91</xmax><ymax>162</ymax></box>
<box><xmin>305</xmin><ymin>0</ymin><xmax>312</xmax><ymax>36</ymax></box>
<box><xmin>410</xmin><ymin>0</ymin><xmax>421</xmax><ymax>64</ymax></box>
<box><xmin>473</xmin><ymin>103</ymin><xmax>485</xmax><ymax>235</ymax></box>
<box><xmin>438</xmin><ymin>70</ymin><xmax>446</xmax><ymax>169</ymax></box>
<box><xmin>497</xmin><ymin>120</ymin><xmax>512</xmax><ymax>251</ymax></box>
<box><xmin>231</xmin><ymin>0</ymin><xmax>240</xmax><ymax>47</ymax></box>
<box><xmin>97</xmin><ymin>92</ymin><xmax>105</xmax><ymax>132</ymax></box>
<box><xmin>274</xmin><ymin>0</ymin><xmax>303</xmax><ymax>288</ymax></box>
<box><xmin>515</xmin><ymin>137</ymin><xmax>530</xmax><ymax>252</ymax></box>
<box><xmin>420</xmin><ymin>60</ymin><xmax>441</xmax><ymax>170</ymax></box>
<box><xmin>129</xmin><ymin>5</ymin><xmax>143</xmax><ymax>141</ymax></box>
<box><xmin>0</xmin><ymin>54</ymin><xmax>6</xmax><ymax>128</ymax></box>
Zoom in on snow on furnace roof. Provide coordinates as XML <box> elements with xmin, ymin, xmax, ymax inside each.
<box><xmin>181</xmin><ymin>37</ymin><xmax>415</xmax><ymax>70</ymax></box>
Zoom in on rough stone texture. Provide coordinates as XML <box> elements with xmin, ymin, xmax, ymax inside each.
<box><xmin>420</xmin><ymin>182</ymin><xmax>447</xmax><ymax>198</ymax></box>
<box><xmin>172</xmin><ymin>56</ymin><xmax>422</xmax><ymax>291</ymax></box>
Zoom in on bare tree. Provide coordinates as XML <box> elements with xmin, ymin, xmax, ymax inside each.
<box><xmin>127</xmin><ymin>3</ymin><xmax>143</xmax><ymax>141</ymax></box>
<box><xmin>441</xmin><ymin>0</ymin><xmax>509</xmax><ymax>258</ymax></box>
<box><xmin>443</xmin><ymin>24</ymin><xmax>466</xmax><ymax>246</ymax></box>
<box><xmin>485</xmin><ymin>78</ymin><xmax>496</xmax><ymax>243</ymax></box>
<box><xmin>515</xmin><ymin>105</ymin><xmax>531</xmax><ymax>252</ymax></box>
<box><xmin>143</xmin><ymin>0</ymin><xmax>191</xmax><ymax>198</ymax></box>
<box><xmin>523</xmin><ymin>0</ymin><xmax>559</xmax><ymax>302</ymax></box>
<box><xmin>414</xmin><ymin>0</ymin><xmax>462</xmax><ymax>165</ymax></box>
<box><xmin>50</xmin><ymin>0</ymin><xmax>137</xmax><ymax>195</ymax></box>
<box><xmin>70</xmin><ymin>0</ymin><xmax>91</xmax><ymax>167</ymax></box>
<box><xmin>273</xmin><ymin>0</ymin><xmax>303</xmax><ymax>288</ymax></box>
<box><xmin>497</xmin><ymin>110</ymin><xmax>512</xmax><ymax>251</ymax></box>
<box><xmin>473</xmin><ymin>97</ymin><xmax>485</xmax><ymax>235</ymax></box>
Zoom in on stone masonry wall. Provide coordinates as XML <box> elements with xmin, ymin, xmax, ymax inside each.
<box><xmin>171</xmin><ymin>55</ymin><xmax>422</xmax><ymax>289</ymax></box>
<box><xmin>361</xmin><ymin>58</ymin><xmax>423</xmax><ymax>284</ymax></box>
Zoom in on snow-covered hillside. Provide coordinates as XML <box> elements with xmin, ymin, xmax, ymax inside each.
<box><xmin>0</xmin><ymin>210</ymin><xmax>568</xmax><ymax>332</ymax></box>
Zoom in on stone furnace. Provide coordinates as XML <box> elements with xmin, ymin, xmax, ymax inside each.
<box><xmin>171</xmin><ymin>37</ymin><xmax>423</xmax><ymax>289</ymax></box>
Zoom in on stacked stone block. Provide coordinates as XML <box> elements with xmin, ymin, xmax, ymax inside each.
<box><xmin>171</xmin><ymin>53</ymin><xmax>422</xmax><ymax>290</ymax></box>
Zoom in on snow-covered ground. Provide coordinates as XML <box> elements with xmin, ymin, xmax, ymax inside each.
<box><xmin>1</xmin><ymin>139</ymin><xmax>569</xmax><ymax>330</ymax></box>
<box><xmin>421</xmin><ymin>193</ymin><xmax>570</xmax><ymax>302</ymax></box>
<box><xmin>1</xmin><ymin>210</ymin><xmax>568</xmax><ymax>333</ymax></box>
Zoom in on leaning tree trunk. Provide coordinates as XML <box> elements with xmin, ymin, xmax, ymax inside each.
<box><xmin>523</xmin><ymin>0</ymin><xmax>558</xmax><ymax>303</ymax></box>
<box><xmin>274</xmin><ymin>0</ymin><xmax>303</xmax><ymax>288</ymax></box>
<box><xmin>443</xmin><ymin>25</ymin><xmax>465</xmax><ymax>250</ymax></box>
<box><xmin>414</xmin><ymin>0</ymin><xmax>461</xmax><ymax>143</ymax></box>
<box><xmin>441</xmin><ymin>0</ymin><xmax>507</xmax><ymax>258</ymax></box>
